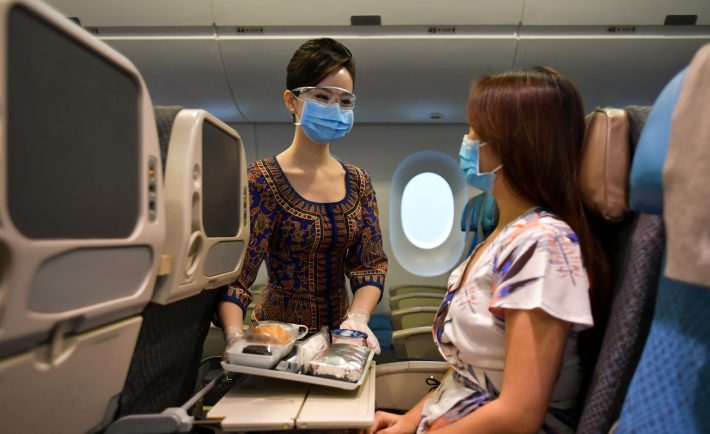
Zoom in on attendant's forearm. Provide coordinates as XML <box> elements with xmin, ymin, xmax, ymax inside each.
<box><xmin>350</xmin><ymin>285</ymin><xmax>381</xmax><ymax>315</ymax></box>
<box><xmin>218</xmin><ymin>301</ymin><xmax>245</xmax><ymax>330</ymax></box>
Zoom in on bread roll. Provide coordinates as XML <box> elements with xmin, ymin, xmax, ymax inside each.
<box><xmin>253</xmin><ymin>324</ymin><xmax>291</xmax><ymax>345</ymax></box>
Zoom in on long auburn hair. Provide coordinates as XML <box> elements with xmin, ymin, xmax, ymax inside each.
<box><xmin>467</xmin><ymin>66</ymin><xmax>611</xmax><ymax>357</ymax></box>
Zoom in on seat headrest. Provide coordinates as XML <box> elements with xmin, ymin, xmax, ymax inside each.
<box><xmin>629</xmin><ymin>67</ymin><xmax>688</xmax><ymax>215</ymax></box>
<box><xmin>580</xmin><ymin>108</ymin><xmax>631</xmax><ymax>222</ymax></box>
<box><xmin>154</xmin><ymin>105</ymin><xmax>185</xmax><ymax>174</ymax></box>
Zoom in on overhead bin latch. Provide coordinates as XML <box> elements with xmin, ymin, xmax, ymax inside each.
<box><xmin>664</xmin><ymin>15</ymin><xmax>698</xmax><ymax>26</ymax></box>
<box><xmin>351</xmin><ymin>15</ymin><xmax>381</xmax><ymax>26</ymax></box>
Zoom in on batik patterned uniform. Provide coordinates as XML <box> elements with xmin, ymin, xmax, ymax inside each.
<box><xmin>221</xmin><ymin>156</ymin><xmax>388</xmax><ymax>331</ymax></box>
<box><xmin>419</xmin><ymin>208</ymin><xmax>593</xmax><ymax>433</ymax></box>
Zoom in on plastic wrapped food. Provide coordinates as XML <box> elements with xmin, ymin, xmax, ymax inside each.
<box><xmin>330</xmin><ymin>328</ymin><xmax>367</xmax><ymax>346</ymax></box>
<box><xmin>226</xmin><ymin>321</ymin><xmax>309</xmax><ymax>369</ymax></box>
<box><xmin>298</xmin><ymin>327</ymin><xmax>330</xmax><ymax>372</ymax></box>
<box><xmin>242</xmin><ymin>344</ymin><xmax>272</xmax><ymax>356</ymax></box>
<box><xmin>252</xmin><ymin>322</ymin><xmax>307</xmax><ymax>345</ymax></box>
<box><xmin>310</xmin><ymin>344</ymin><xmax>370</xmax><ymax>382</ymax></box>
<box><xmin>253</xmin><ymin>323</ymin><xmax>290</xmax><ymax>345</ymax></box>
<box><xmin>225</xmin><ymin>333</ymin><xmax>284</xmax><ymax>368</ymax></box>
<box><xmin>275</xmin><ymin>345</ymin><xmax>302</xmax><ymax>373</ymax></box>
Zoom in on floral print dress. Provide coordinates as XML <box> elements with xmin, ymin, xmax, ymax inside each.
<box><xmin>418</xmin><ymin>208</ymin><xmax>593</xmax><ymax>433</ymax></box>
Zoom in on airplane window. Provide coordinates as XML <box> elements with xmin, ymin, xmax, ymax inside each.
<box><xmin>401</xmin><ymin>172</ymin><xmax>454</xmax><ymax>249</ymax></box>
<box><xmin>390</xmin><ymin>151</ymin><xmax>466</xmax><ymax>277</ymax></box>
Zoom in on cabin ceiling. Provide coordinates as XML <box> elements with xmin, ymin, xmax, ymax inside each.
<box><xmin>46</xmin><ymin>0</ymin><xmax>710</xmax><ymax>123</ymax></box>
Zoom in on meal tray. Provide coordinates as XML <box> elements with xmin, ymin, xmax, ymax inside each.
<box><xmin>221</xmin><ymin>349</ymin><xmax>375</xmax><ymax>391</ymax></box>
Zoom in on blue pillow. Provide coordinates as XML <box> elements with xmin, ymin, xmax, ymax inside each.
<box><xmin>629</xmin><ymin>68</ymin><xmax>688</xmax><ymax>215</ymax></box>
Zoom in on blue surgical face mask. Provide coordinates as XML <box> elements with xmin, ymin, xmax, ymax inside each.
<box><xmin>294</xmin><ymin>97</ymin><xmax>354</xmax><ymax>144</ymax></box>
<box><xmin>459</xmin><ymin>135</ymin><xmax>502</xmax><ymax>195</ymax></box>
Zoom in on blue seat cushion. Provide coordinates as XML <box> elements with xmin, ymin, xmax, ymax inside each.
<box><xmin>616</xmin><ymin>277</ymin><xmax>710</xmax><ymax>433</ymax></box>
<box><xmin>370</xmin><ymin>313</ymin><xmax>394</xmax><ymax>350</ymax></box>
<box><xmin>629</xmin><ymin>68</ymin><xmax>687</xmax><ymax>215</ymax></box>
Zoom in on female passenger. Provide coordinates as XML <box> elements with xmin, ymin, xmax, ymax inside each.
<box><xmin>370</xmin><ymin>67</ymin><xmax>609</xmax><ymax>433</ymax></box>
<box><xmin>218</xmin><ymin>38</ymin><xmax>387</xmax><ymax>353</ymax></box>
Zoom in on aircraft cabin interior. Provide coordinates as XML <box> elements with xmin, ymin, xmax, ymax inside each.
<box><xmin>0</xmin><ymin>0</ymin><xmax>708</xmax><ymax>433</ymax></box>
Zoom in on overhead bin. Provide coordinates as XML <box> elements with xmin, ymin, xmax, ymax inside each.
<box><xmin>522</xmin><ymin>0</ymin><xmax>710</xmax><ymax>26</ymax></box>
<box><xmin>515</xmin><ymin>28</ymin><xmax>710</xmax><ymax>110</ymax></box>
<box><xmin>44</xmin><ymin>0</ymin><xmax>214</xmax><ymax>27</ymax></box>
<box><xmin>103</xmin><ymin>36</ymin><xmax>247</xmax><ymax>123</ymax></box>
<box><xmin>219</xmin><ymin>30</ymin><xmax>518</xmax><ymax>123</ymax></box>
<box><xmin>212</xmin><ymin>0</ymin><xmax>524</xmax><ymax>26</ymax></box>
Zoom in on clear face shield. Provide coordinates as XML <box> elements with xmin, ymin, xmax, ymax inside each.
<box><xmin>291</xmin><ymin>86</ymin><xmax>356</xmax><ymax>110</ymax></box>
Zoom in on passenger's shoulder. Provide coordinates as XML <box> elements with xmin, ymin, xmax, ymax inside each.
<box><xmin>502</xmin><ymin>209</ymin><xmax>579</xmax><ymax>250</ymax></box>
<box><xmin>535</xmin><ymin>210</ymin><xmax>577</xmax><ymax>238</ymax></box>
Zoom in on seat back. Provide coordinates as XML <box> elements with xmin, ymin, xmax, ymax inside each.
<box><xmin>153</xmin><ymin>108</ymin><xmax>249</xmax><ymax>304</ymax></box>
<box><xmin>391</xmin><ymin>306</ymin><xmax>438</xmax><ymax>330</ymax></box>
<box><xmin>116</xmin><ymin>107</ymin><xmax>249</xmax><ymax>416</ymax></box>
<box><xmin>576</xmin><ymin>106</ymin><xmax>665</xmax><ymax>434</ymax></box>
<box><xmin>628</xmin><ymin>70</ymin><xmax>688</xmax><ymax>215</ymax></box>
<box><xmin>389</xmin><ymin>292</ymin><xmax>444</xmax><ymax>310</ymax></box>
<box><xmin>0</xmin><ymin>0</ymin><xmax>164</xmax><ymax>432</ymax></box>
<box><xmin>389</xmin><ymin>285</ymin><xmax>446</xmax><ymax>297</ymax></box>
<box><xmin>616</xmin><ymin>43</ymin><xmax>710</xmax><ymax>434</ymax></box>
<box><xmin>392</xmin><ymin>326</ymin><xmax>444</xmax><ymax>361</ymax></box>
<box><xmin>375</xmin><ymin>361</ymin><xmax>448</xmax><ymax>411</ymax></box>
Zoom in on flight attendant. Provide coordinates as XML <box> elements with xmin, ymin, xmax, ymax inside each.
<box><xmin>370</xmin><ymin>67</ymin><xmax>610</xmax><ymax>433</ymax></box>
<box><xmin>218</xmin><ymin>38</ymin><xmax>387</xmax><ymax>354</ymax></box>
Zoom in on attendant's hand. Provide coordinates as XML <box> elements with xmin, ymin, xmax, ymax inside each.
<box><xmin>339</xmin><ymin>309</ymin><xmax>381</xmax><ymax>354</ymax></box>
<box><xmin>222</xmin><ymin>326</ymin><xmax>244</xmax><ymax>360</ymax></box>
<box><xmin>369</xmin><ymin>411</ymin><xmax>418</xmax><ymax>434</ymax></box>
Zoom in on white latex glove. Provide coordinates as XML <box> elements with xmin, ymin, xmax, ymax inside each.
<box><xmin>339</xmin><ymin>309</ymin><xmax>381</xmax><ymax>355</ymax></box>
<box><xmin>222</xmin><ymin>326</ymin><xmax>243</xmax><ymax>360</ymax></box>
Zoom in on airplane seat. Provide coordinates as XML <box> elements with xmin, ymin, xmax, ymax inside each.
<box><xmin>389</xmin><ymin>290</ymin><xmax>446</xmax><ymax>360</ymax></box>
<box><xmin>615</xmin><ymin>43</ymin><xmax>710</xmax><ymax>434</ymax></box>
<box><xmin>0</xmin><ymin>1</ymin><xmax>165</xmax><ymax>433</ymax></box>
<box><xmin>390</xmin><ymin>306</ymin><xmax>438</xmax><ymax>330</ymax></box>
<box><xmin>388</xmin><ymin>285</ymin><xmax>447</xmax><ymax>297</ymax></box>
<box><xmin>575</xmin><ymin>104</ymin><xmax>667</xmax><ymax>434</ymax></box>
<box><xmin>375</xmin><ymin>361</ymin><xmax>449</xmax><ymax>412</ymax></box>
<box><xmin>387</xmin><ymin>286</ymin><xmax>445</xmax><ymax>331</ymax></box>
<box><xmin>370</xmin><ymin>311</ymin><xmax>395</xmax><ymax>352</ymax></box>
<box><xmin>391</xmin><ymin>326</ymin><xmax>445</xmax><ymax>362</ymax></box>
<box><xmin>389</xmin><ymin>291</ymin><xmax>444</xmax><ymax>310</ymax></box>
<box><xmin>114</xmin><ymin>106</ymin><xmax>249</xmax><ymax>418</ymax></box>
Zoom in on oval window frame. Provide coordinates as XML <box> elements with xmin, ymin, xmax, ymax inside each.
<box><xmin>389</xmin><ymin>150</ymin><xmax>467</xmax><ymax>276</ymax></box>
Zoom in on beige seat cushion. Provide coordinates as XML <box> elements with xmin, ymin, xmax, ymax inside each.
<box><xmin>581</xmin><ymin>108</ymin><xmax>631</xmax><ymax>222</ymax></box>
